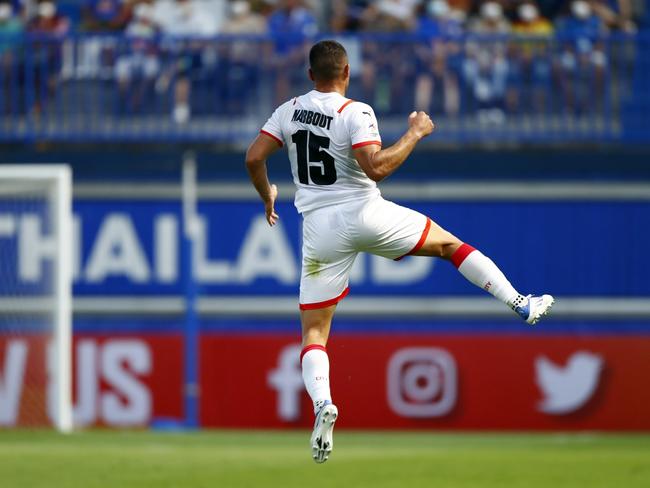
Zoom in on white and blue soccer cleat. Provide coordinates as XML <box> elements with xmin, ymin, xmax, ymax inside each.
<box><xmin>512</xmin><ymin>294</ymin><xmax>555</xmax><ymax>325</ymax></box>
<box><xmin>310</xmin><ymin>401</ymin><xmax>338</xmax><ymax>464</ymax></box>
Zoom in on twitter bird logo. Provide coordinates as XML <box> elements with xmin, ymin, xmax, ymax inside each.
<box><xmin>536</xmin><ymin>351</ymin><xmax>604</xmax><ymax>415</ymax></box>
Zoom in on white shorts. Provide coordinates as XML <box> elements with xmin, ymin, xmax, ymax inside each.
<box><xmin>299</xmin><ymin>194</ymin><xmax>430</xmax><ymax>309</ymax></box>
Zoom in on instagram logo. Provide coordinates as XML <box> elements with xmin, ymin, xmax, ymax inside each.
<box><xmin>387</xmin><ymin>347</ymin><xmax>458</xmax><ymax>418</ymax></box>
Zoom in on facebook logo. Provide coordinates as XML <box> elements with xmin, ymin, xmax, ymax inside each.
<box><xmin>267</xmin><ymin>344</ymin><xmax>305</xmax><ymax>422</ymax></box>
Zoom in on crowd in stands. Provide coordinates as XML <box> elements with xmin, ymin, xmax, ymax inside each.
<box><xmin>0</xmin><ymin>0</ymin><xmax>644</xmax><ymax>35</ymax></box>
<box><xmin>0</xmin><ymin>0</ymin><xmax>646</xmax><ymax>123</ymax></box>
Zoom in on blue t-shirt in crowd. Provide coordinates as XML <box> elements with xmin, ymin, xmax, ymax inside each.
<box><xmin>268</xmin><ymin>7</ymin><xmax>317</xmax><ymax>54</ymax></box>
<box><xmin>417</xmin><ymin>15</ymin><xmax>463</xmax><ymax>39</ymax></box>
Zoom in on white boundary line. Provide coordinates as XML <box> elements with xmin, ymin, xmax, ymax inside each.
<box><xmin>73</xmin><ymin>182</ymin><xmax>650</xmax><ymax>201</ymax></box>
<box><xmin>3</xmin><ymin>296</ymin><xmax>647</xmax><ymax>318</ymax></box>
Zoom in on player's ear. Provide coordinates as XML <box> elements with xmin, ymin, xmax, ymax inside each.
<box><xmin>343</xmin><ymin>64</ymin><xmax>350</xmax><ymax>80</ymax></box>
<box><xmin>308</xmin><ymin>68</ymin><xmax>315</xmax><ymax>82</ymax></box>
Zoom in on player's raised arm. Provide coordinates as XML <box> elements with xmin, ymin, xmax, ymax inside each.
<box><xmin>245</xmin><ymin>132</ymin><xmax>282</xmax><ymax>226</ymax></box>
<box><xmin>354</xmin><ymin>111</ymin><xmax>435</xmax><ymax>182</ymax></box>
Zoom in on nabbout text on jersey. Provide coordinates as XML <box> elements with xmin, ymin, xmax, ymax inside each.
<box><xmin>292</xmin><ymin>109</ymin><xmax>334</xmax><ymax>130</ymax></box>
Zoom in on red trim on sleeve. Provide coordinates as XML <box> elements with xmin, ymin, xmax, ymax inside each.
<box><xmin>352</xmin><ymin>140</ymin><xmax>382</xmax><ymax>149</ymax></box>
<box><xmin>259</xmin><ymin>130</ymin><xmax>283</xmax><ymax>147</ymax></box>
<box><xmin>394</xmin><ymin>219</ymin><xmax>432</xmax><ymax>261</ymax></box>
<box><xmin>450</xmin><ymin>243</ymin><xmax>477</xmax><ymax>268</ymax></box>
<box><xmin>337</xmin><ymin>99</ymin><xmax>354</xmax><ymax>113</ymax></box>
<box><xmin>300</xmin><ymin>344</ymin><xmax>327</xmax><ymax>362</ymax></box>
<box><xmin>299</xmin><ymin>287</ymin><xmax>350</xmax><ymax>310</ymax></box>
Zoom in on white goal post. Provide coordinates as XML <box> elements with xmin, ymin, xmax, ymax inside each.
<box><xmin>0</xmin><ymin>165</ymin><xmax>72</xmax><ymax>432</ymax></box>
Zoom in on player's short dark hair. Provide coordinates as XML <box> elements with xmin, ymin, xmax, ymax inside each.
<box><xmin>309</xmin><ymin>40</ymin><xmax>348</xmax><ymax>82</ymax></box>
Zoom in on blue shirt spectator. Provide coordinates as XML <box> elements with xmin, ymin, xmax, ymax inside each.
<box><xmin>82</xmin><ymin>0</ymin><xmax>131</xmax><ymax>32</ymax></box>
<box><xmin>90</xmin><ymin>0</ymin><xmax>122</xmax><ymax>22</ymax></box>
<box><xmin>267</xmin><ymin>0</ymin><xmax>317</xmax><ymax>55</ymax></box>
<box><xmin>556</xmin><ymin>1</ymin><xmax>605</xmax><ymax>53</ymax></box>
<box><xmin>417</xmin><ymin>0</ymin><xmax>463</xmax><ymax>39</ymax></box>
<box><xmin>557</xmin><ymin>14</ymin><xmax>603</xmax><ymax>38</ymax></box>
<box><xmin>0</xmin><ymin>1</ymin><xmax>23</xmax><ymax>55</ymax></box>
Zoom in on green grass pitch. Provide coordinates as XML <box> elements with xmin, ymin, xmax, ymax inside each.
<box><xmin>1</xmin><ymin>430</ymin><xmax>649</xmax><ymax>488</ymax></box>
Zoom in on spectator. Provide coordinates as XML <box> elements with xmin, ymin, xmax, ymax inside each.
<box><xmin>0</xmin><ymin>1</ymin><xmax>21</xmax><ymax>41</ymax></box>
<box><xmin>115</xmin><ymin>1</ymin><xmax>160</xmax><ymax>113</ymax></box>
<box><xmin>330</xmin><ymin>0</ymin><xmax>371</xmax><ymax>31</ymax></box>
<box><xmin>465</xmin><ymin>1</ymin><xmax>511</xmax><ymax>123</ymax></box>
<box><xmin>27</xmin><ymin>0</ymin><xmax>70</xmax><ymax>114</ymax></box>
<box><xmin>28</xmin><ymin>0</ymin><xmax>70</xmax><ymax>35</ymax></box>
<box><xmin>267</xmin><ymin>0</ymin><xmax>317</xmax><ymax>52</ymax></box>
<box><xmin>77</xmin><ymin>0</ymin><xmax>131</xmax><ymax>81</ymax></box>
<box><xmin>447</xmin><ymin>0</ymin><xmax>471</xmax><ymax>19</ymax></box>
<box><xmin>556</xmin><ymin>0</ymin><xmax>606</xmax><ymax>39</ymax></box>
<box><xmin>155</xmin><ymin>0</ymin><xmax>220</xmax><ymax>37</ymax></box>
<box><xmin>223</xmin><ymin>0</ymin><xmax>267</xmax><ymax>34</ymax></box>
<box><xmin>418</xmin><ymin>0</ymin><xmax>464</xmax><ymax>37</ymax></box>
<box><xmin>220</xmin><ymin>0</ymin><xmax>268</xmax><ymax>113</ymax></box>
<box><xmin>555</xmin><ymin>0</ymin><xmax>608</xmax><ymax>114</ymax></box>
<box><xmin>267</xmin><ymin>0</ymin><xmax>317</xmax><ymax>104</ymax></box>
<box><xmin>154</xmin><ymin>0</ymin><xmax>221</xmax><ymax>124</ymax></box>
<box><xmin>513</xmin><ymin>0</ymin><xmax>553</xmax><ymax>34</ymax></box>
<box><xmin>414</xmin><ymin>0</ymin><xmax>464</xmax><ymax>116</ymax></box>
<box><xmin>355</xmin><ymin>0</ymin><xmax>420</xmax><ymax>114</ymax></box>
<box><xmin>0</xmin><ymin>0</ymin><xmax>22</xmax><ymax>114</ymax></box>
<box><xmin>592</xmin><ymin>0</ymin><xmax>636</xmax><ymax>32</ymax></box>
<box><xmin>555</xmin><ymin>1</ymin><xmax>607</xmax><ymax>67</ymax></box>
<box><xmin>511</xmin><ymin>1</ymin><xmax>554</xmax><ymax>113</ymax></box>
<box><xmin>468</xmin><ymin>1</ymin><xmax>510</xmax><ymax>34</ymax></box>
<box><xmin>362</xmin><ymin>0</ymin><xmax>420</xmax><ymax>31</ymax></box>
<box><xmin>82</xmin><ymin>0</ymin><xmax>132</xmax><ymax>32</ymax></box>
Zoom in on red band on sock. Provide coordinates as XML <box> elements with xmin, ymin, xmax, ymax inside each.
<box><xmin>451</xmin><ymin>243</ymin><xmax>477</xmax><ymax>268</ymax></box>
<box><xmin>300</xmin><ymin>344</ymin><xmax>327</xmax><ymax>362</ymax></box>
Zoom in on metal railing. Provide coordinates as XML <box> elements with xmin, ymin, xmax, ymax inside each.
<box><xmin>0</xmin><ymin>32</ymin><xmax>647</xmax><ymax>144</ymax></box>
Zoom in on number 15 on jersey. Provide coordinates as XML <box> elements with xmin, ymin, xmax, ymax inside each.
<box><xmin>292</xmin><ymin>130</ymin><xmax>338</xmax><ymax>185</ymax></box>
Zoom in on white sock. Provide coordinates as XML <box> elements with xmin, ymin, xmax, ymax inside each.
<box><xmin>451</xmin><ymin>243</ymin><xmax>523</xmax><ymax>307</ymax></box>
<box><xmin>301</xmin><ymin>345</ymin><xmax>332</xmax><ymax>415</ymax></box>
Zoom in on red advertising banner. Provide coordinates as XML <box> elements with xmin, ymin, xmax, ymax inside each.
<box><xmin>200</xmin><ymin>335</ymin><xmax>650</xmax><ymax>431</ymax></box>
<box><xmin>2</xmin><ymin>334</ymin><xmax>649</xmax><ymax>430</ymax></box>
<box><xmin>0</xmin><ymin>335</ymin><xmax>183</xmax><ymax>428</ymax></box>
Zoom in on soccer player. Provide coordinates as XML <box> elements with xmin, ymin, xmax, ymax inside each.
<box><xmin>245</xmin><ymin>40</ymin><xmax>554</xmax><ymax>464</ymax></box>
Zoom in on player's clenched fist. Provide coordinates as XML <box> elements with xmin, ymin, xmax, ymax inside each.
<box><xmin>408</xmin><ymin>111</ymin><xmax>435</xmax><ymax>139</ymax></box>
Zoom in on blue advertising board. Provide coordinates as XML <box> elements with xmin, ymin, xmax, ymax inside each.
<box><xmin>3</xmin><ymin>197</ymin><xmax>646</xmax><ymax>298</ymax></box>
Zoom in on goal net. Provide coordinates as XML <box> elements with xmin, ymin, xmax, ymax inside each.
<box><xmin>0</xmin><ymin>165</ymin><xmax>72</xmax><ymax>432</ymax></box>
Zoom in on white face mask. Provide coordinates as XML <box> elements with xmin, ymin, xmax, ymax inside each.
<box><xmin>571</xmin><ymin>0</ymin><xmax>591</xmax><ymax>19</ymax></box>
<box><xmin>134</xmin><ymin>3</ymin><xmax>153</xmax><ymax>21</ymax></box>
<box><xmin>428</xmin><ymin>0</ymin><xmax>449</xmax><ymax>18</ymax></box>
<box><xmin>231</xmin><ymin>0</ymin><xmax>250</xmax><ymax>17</ymax></box>
<box><xmin>38</xmin><ymin>2</ymin><xmax>56</xmax><ymax>18</ymax></box>
<box><xmin>519</xmin><ymin>4</ymin><xmax>538</xmax><ymax>22</ymax></box>
<box><xmin>0</xmin><ymin>4</ymin><xmax>12</xmax><ymax>20</ymax></box>
<box><xmin>481</xmin><ymin>2</ymin><xmax>502</xmax><ymax>21</ymax></box>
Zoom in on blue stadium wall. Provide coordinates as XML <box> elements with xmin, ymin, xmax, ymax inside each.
<box><xmin>1</xmin><ymin>146</ymin><xmax>650</xmax><ymax>430</ymax></box>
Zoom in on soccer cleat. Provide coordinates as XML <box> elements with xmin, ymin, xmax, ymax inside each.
<box><xmin>512</xmin><ymin>294</ymin><xmax>555</xmax><ymax>325</ymax></box>
<box><xmin>310</xmin><ymin>402</ymin><xmax>338</xmax><ymax>464</ymax></box>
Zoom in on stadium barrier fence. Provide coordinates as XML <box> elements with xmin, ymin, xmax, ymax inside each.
<box><xmin>0</xmin><ymin>32</ymin><xmax>648</xmax><ymax>144</ymax></box>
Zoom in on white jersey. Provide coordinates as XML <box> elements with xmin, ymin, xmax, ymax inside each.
<box><xmin>261</xmin><ymin>90</ymin><xmax>382</xmax><ymax>213</ymax></box>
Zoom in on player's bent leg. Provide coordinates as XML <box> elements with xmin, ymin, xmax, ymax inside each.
<box><xmin>412</xmin><ymin>218</ymin><xmax>463</xmax><ymax>260</ymax></box>
<box><xmin>300</xmin><ymin>306</ymin><xmax>339</xmax><ymax>464</ymax></box>
<box><xmin>413</xmin><ymin>219</ymin><xmax>554</xmax><ymax>325</ymax></box>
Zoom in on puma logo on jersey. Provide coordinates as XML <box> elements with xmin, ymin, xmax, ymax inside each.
<box><xmin>292</xmin><ymin>109</ymin><xmax>334</xmax><ymax>130</ymax></box>
<box><xmin>362</xmin><ymin>111</ymin><xmax>372</xmax><ymax>117</ymax></box>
